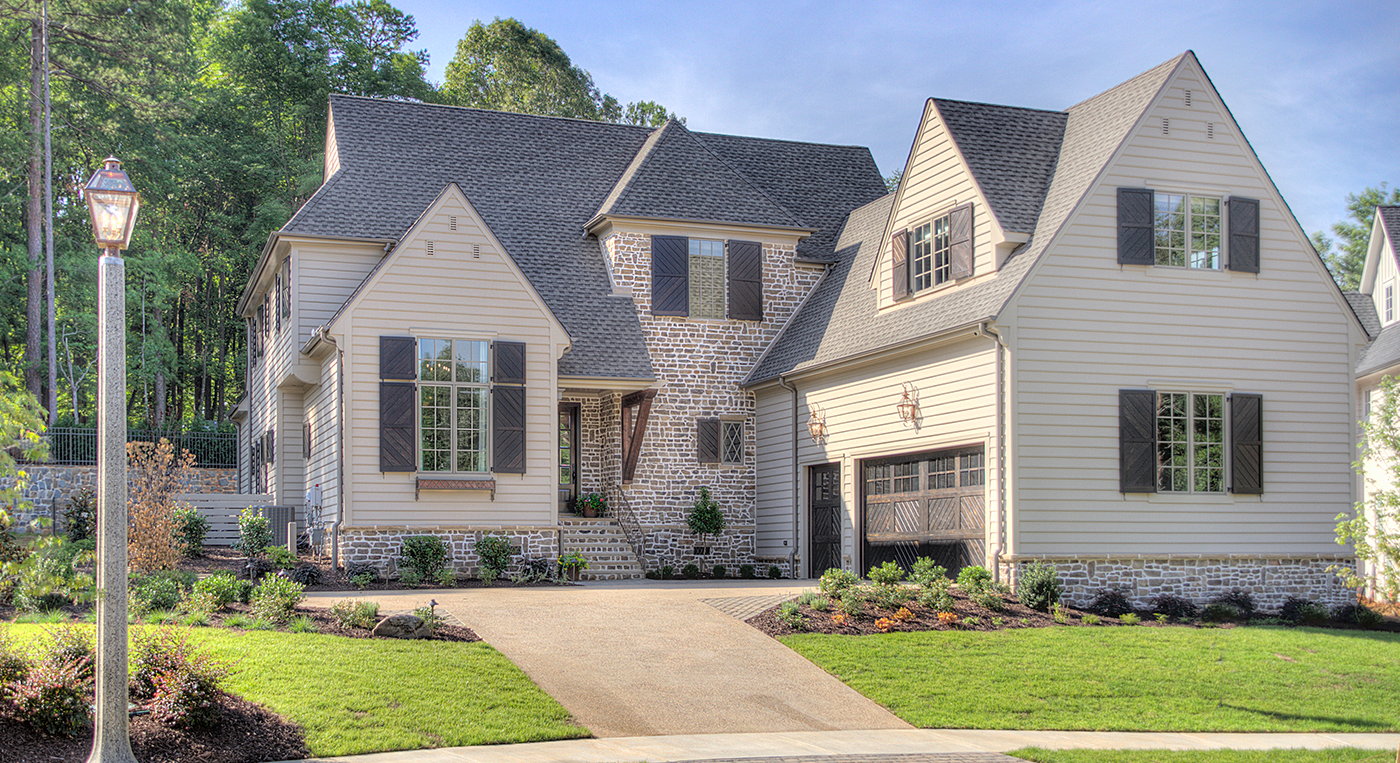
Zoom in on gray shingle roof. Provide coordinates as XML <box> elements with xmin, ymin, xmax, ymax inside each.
<box><xmin>748</xmin><ymin>54</ymin><xmax>1185</xmax><ymax>383</ymax></box>
<box><xmin>1380</xmin><ymin>207</ymin><xmax>1400</xmax><ymax>264</ymax></box>
<box><xmin>283</xmin><ymin>96</ymin><xmax>883</xmax><ymax>379</ymax></box>
<box><xmin>1345</xmin><ymin>291</ymin><xmax>1380</xmax><ymax>337</ymax></box>
<box><xmin>932</xmin><ymin>99</ymin><xmax>1067</xmax><ymax>234</ymax></box>
<box><xmin>1360</xmin><ymin>322</ymin><xmax>1400</xmax><ymax>376</ymax></box>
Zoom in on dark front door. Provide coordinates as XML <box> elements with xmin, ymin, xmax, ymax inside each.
<box><xmin>809</xmin><ymin>463</ymin><xmax>842</xmax><ymax>577</ymax></box>
<box><xmin>861</xmin><ymin>446</ymin><xmax>985</xmax><ymax>577</ymax></box>
<box><xmin>558</xmin><ymin>403</ymin><xmax>580</xmax><ymax>512</ymax></box>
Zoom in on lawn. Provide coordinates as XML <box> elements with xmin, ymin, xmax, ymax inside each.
<box><xmin>781</xmin><ymin>626</ymin><xmax>1400</xmax><ymax>732</ymax></box>
<box><xmin>1009</xmin><ymin>750</ymin><xmax>1394</xmax><ymax>763</ymax></box>
<box><xmin>8</xmin><ymin>624</ymin><xmax>588</xmax><ymax>756</ymax></box>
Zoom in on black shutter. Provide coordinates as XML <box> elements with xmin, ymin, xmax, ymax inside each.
<box><xmin>303</xmin><ymin>420</ymin><xmax>312</xmax><ymax>461</ymax></box>
<box><xmin>1230</xmin><ymin>393</ymin><xmax>1263</xmax><ymax>494</ymax></box>
<box><xmin>1119</xmin><ymin>389</ymin><xmax>1157</xmax><ymax>493</ymax></box>
<box><xmin>891</xmin><ymin>229</ymin><xmax>910</xmax><ymax>300</ymax></box>
<box><xmin>949</xmin><ymin>203</ymin><xmax>974</xmax><ymax>279</ymax></box>
<box><xmin>493</xmin><ymin>340</ymin><xmax>526</xmax><ymax>385</ymax></box>
<box><xmin>1117</xmin><ymin>188</ymin><xmax>1155</xmax><ymax>265</ymax></box>
<box><xmin>492</xmin><ymin>386</ymin><xmax>526</xmax><ymax>474</ymax></box>
<box><xmin>727</xmin><ymin>240</ymin><xmax>763</xmax><ymax>320</ymax></box>
<box><xmin>1227</xmin><ymin>197</ymin><xmax>1260</xmax><ymax>274</ymax></box>
<box><xmin>380</xmin><ymin>336</ymin><xmax>417</xmax><ymax>380</ymax></box>
<box><xmin>652</xmin><ymin>235</ymin><xmax>689</xmax><ymax>316</ymax></box>
<box><xmin>696</xmin><ymin>418</ymin><xmax>720</xmax><ymax>464</ymax></box>
<box><xmin>379</xmin><ymin>382</ymin><xmax>416</xmax><ymax>471</ymax></box>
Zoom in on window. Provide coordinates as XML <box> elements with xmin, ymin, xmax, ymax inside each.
<box><xmin>1386</xmin><ymin>284</ymin><xmax>1394</xmax><ymax>324</ymax></box>
<box><xmin>910</xmin><ymin>213</ymin><xmax>952</xmax><ymax>292</ymax></box>
<box><xmin>1154</xmin><ymin>193</ymin><xmax>1221</xmax><ymax>268</ymax></box>
<box><xmin>280</xmin><ymin>258</ymin><xmax>292</xmax><ymax>324</ymax></box>
<box><xmin>688</xmin><ymin>239</ymin><xmax>725</xmax><ymax>319</ymax></box>
<box><xmin>417</xmin><ymin>338</ymin><xmax>489</xmax><ymax>473</ymax></box>
<box><xmin>720</xmin><ymin>420</ymin><xmax>744</xmax><ymax>465</ymax></box>
<box><xmin>1156</xmin><ymin>391</ymin><xmax>1224</xmax><ymax>492</ymax></box>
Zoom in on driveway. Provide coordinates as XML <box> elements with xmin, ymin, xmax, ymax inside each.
<box><xmin>306</xmin><ymin>579</ymin><xmax>910</xmax><ymax>738</ymax></box>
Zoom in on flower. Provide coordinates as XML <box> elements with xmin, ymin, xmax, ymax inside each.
<box><xmin>875</xmin><ymin>617</ymin><xmax>895</xmax><ymax>632</ymax></box>
<box><xmin>936</xmin><ymin>611</ymin><xmax>958</xmax><ymax>624</ymax></box>
<box><xmin>893</xmin><ymin>606</ymin><xmax>914</xmax><ymax>621</ymax></box>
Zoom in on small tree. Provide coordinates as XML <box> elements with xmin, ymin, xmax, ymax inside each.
<box><xmin>1339</xmin><ymin>374</ymin><xmax>1400</xmax><ymax>601</ymax></box>
<box><xmin>235</xmin><ymin>507</ymin><xmax>272</xmax><ymax>559</ymax></box>
<box><xmin>127</xmin><ymin>440</ymin><xmax>197</xmax><ymax>573</ymax></box>
<box><xmin>0</xmin><ymin>374</ymin><xmax>48</xmax><ymax>562</ymax></box>
<box><xmin>687</xmin><ymin>486</ymin><xmax>725</xmax><ymax>544</ymax></box>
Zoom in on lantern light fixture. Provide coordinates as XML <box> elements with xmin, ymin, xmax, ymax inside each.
<box><xmin>806</xmin><ymin>405</ymin><xmax>827</xmax><ymax>443</ymax></box>
<box><xmin>84</xmin><ymin>157</ymin><xmax>140</xmax><ymax>251</ymax></box>
<box><xmin>896</xmin><ymin>382</ymin><xmax>921</xmax><ymax>426</ymax></box>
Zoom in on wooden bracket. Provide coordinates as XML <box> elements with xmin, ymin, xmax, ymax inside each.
<box><xmin>620</xmin><ymin>389</ymin><xmax>657</xmax><ymax>482</ymax></box>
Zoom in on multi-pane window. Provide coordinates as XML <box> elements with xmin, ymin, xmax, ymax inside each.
<box><xmin>1156</xmin><ymin>392</ymin><xmax>1224</xmax><ymax>492</ymax></box>
<box><xmin>720</xmin><ymin>420</ymin><xmax>744</xmax><ymax>465</ymax></box>
<box><xmin>688</xmin><ymin>239</ymin><xmax>725</xmax><ymax>319</ymax></box>
<box><xmin>1154</xmin><ymin>193</ymin><xmax>1222</xmax><ymax>268</ymax></box>
<box><xmin>910</xmin><ymin>213</ymin><xmax>952</xmax><ymax>292</ymax></box>
<box><xmin>1386</xmin><ymin>284</ymin><xmax>1395</xmax><ymax>324</ymax></box>
<box><xmin>417</xmin><ymin>338</ymin><xmax>489</xmax><ymax>473</ymax></box>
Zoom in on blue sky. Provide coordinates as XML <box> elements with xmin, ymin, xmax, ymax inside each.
<box><xmin>397</xmin><ymin>0</ymin><xmax>1399</xmax><ymax>237</ymax></box>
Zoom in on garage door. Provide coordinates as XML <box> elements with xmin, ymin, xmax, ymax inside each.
<box><xmin>861</xmin><ymin>446</ymin><xmax>985</xmax><ymax>576</ymax></box>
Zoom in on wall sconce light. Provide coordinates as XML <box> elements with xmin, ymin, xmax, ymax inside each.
<box><xmin>896</xmin><ymin>382</ymin><xmax>920</xmax><ymax>426</ymax></box>
<box><xmin>806</xmin><ymin>405</ymin><xmax>827</xmax><ymax>443</ymax></box>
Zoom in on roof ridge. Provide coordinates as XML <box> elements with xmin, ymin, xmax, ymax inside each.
<box><xmin>930</xmin><ymin>97</ymin><xmax>1065</xmax><ymax>115</ymax></box>
<box><xmin>328</xmin><ymin>93</ymin><xmax>656</xmax><ymax>133</ymax></box>
<box><xmin>1064</xmin><ymin>51</ymin><xmax>1191</xmax><ymax>111</ymax></box>
<box><xmin>680</xmin><ymin>122</ymin><xmax>808</xmax><ymax>228</ymax></box>
<box><xmin>593</xmin><ymin>122</ymin><xmax>670</xmax><ymax>220</ymax></box>
<box><xmin>694</xmin><ymin>130</ymin><xmax>873</xmax><ymax>151</ymax></box>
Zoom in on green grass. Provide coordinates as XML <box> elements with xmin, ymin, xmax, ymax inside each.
<box><xmin>781</xmin><ymin>626</ymin><xmax>1400</xmax><ymax>732</ymax></box>
<box><xmin>1009</xmin><ymin>749</ymin><xmax>1394</xmax><ymax>762</ymax></box>
<box><xmin>6</xmin><ymin>624</ymin><xmax>587</xmax><ymax>756</ymax></box>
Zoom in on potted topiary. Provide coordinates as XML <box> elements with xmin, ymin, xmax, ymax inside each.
<box><xmin>558</xmin><ymin>551</ymin><xmax>590</xmax><ymax>581</ymax></box>
<box><xmin>576</xmin><ymin>492</ymin><xmax>608</xmax><ymax>518</ymax></box>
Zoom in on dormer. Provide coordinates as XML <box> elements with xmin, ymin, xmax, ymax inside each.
<box><xmin>1360</xmin><ymin>207</ymin><xmax>1400</xmax><ymax>328</ymax></box>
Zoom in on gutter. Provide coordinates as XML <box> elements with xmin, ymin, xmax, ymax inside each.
<box><xmin>747</xmin><ymin>319</ymin><xmax>987</xmax><ymax>389</ymax></box>
<box><xmin>980</xmin><ymin>321</ymin><xmax>1010</xmax><ymax>584</ymax></box>
<box><xmin>778</xmin><ymin>375</ymin><xmax>800</xmax><ymax>577</ymax></box>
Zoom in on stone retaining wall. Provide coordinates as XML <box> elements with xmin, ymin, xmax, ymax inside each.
<box><xmin>1000</xmin><ymin>554</ymin><xmax>1357</xmax><ymax>610</ymax></box>
<box><xmin>337</xmin><ymin>526</ymin><xmax>560</xmax><ymax>578</ymax></box>
<box><xmin>5</xmin><ymin>464</ymin><xmax>238</xmax><ymax>529</ymax></box>
<box><xmin>638</xmin><ymin>524</ymin><xmax>756</xmax><ymax>572</ymax></box>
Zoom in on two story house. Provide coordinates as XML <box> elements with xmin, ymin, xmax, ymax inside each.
<box><xmin>237</xmin><ymin>51</ymin><xmax>1365</xmax><ymax>606</ymax></box>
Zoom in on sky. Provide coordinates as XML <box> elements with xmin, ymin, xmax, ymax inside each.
<box><xmin>396</xmin><ymin>0</ymin><xmax>1399</xmax><ymax>237</ymax></box>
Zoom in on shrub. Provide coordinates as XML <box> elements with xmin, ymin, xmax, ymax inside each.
<box><xmin>818</xmin><ymin>567</ymin><xmax>859</xmax><ymax>595</ymax></box>
<box><xmin>968</xmin><ymin>585</ymin><xmax>1005</xmax><ymax>612</ymax></box>
<box><xmin>1332</xmin><ymin>603</ymin><xmax>1384</xmax><ymax>628</ymax></box>
<box><xmin>660</xmin><ymin>565</ymin><xmax>674</xmax><ymax>580</ymax></box>
<box><xmin>235</xmin><ymin>506</ymin><xmax>272</xmax><ymax>559</ymax></box>
<box><xmin>400</xmin><ymin>535</ymin><xmax>450</xmax><ymax>580</ymax></box>
<box><xmin>1016</xmin><ymin>562</ymin><xmax>1062</xmax><ymax>612</ymax></box>
<box><xmin>1210</xmin><ymin>589</ymin><xmax>1256</xmax><ymax>619</ymax></box>
<box><xmin>1081</xmin><ymin>613</ymin><xmax>1101</xmax><ymax>625</ymax></box>
<box><xmin>1280</xmin><ymin>596</ymin><xmax>1329</xmax><ymax>625</ymax></box>
<box><xmin>131</xmin><ymin>573</ymin><xmax>186</xmax><ymax>614</ymax></box>
<box><xmin>344</xmin><ymin>563</ymin><xmax>380</xmax><ymax>584</ymax></box>
<box><xmin>11</xmin><ymin>658</ymin><xmax>91</xmax><ymax>737</ymax></box>
<box><xmin>399</xmin><ymin>568</ymin><xmax>423</xmax><ymax>586</ymax></box>
<box><xmin>63</xmin><ymin>488</ymin><xmax>96</xmax><ymax>542</ymax></box>
<box><xmin>1087</xmin><ymin>587</ymin><xmax>1135</xmax><ymax>617</ymax></box>
<box><xmin>5</xmin><ymin>534</ymin><xmax>93</xmax><ymax>612</ymax></box>
<box><xmin>249</xmin><ymin>575</ymin><xmax>304</xmax><ymax>624</ymax></box>
<box><xmin>956</xmin><ymin>565</ymin><xmax>992</xmax><ymax>591</ymax></box>
<box><xmin>190</xmin><ymin>572</ymin><xmax>246</xmax><ymax>612</ymax></box>
<box><xmin>682</xmin><ymin>563</ymin><xmax>701</xmax><ymax>579</ymax></box>
<box><xmin>776</xmin><ymin>600</ymin><xmax>805</xmax><ymax>630</ymax></box>
<box><xmin>711</xmin><ymin>565</ymin><xmax>726</xmax><ymax>579</ymax></box>
<box><xmin>329</xmin><ymin>599</ymin><xmax>380</xmax><ymax>630</ymax></box>
<box><xmin>287</xmin><ymin>563</ymin><xmax>321</xmax><ymax>586</ymax></box>
<box><xmin>43</xmin><ymin>626</ymin><xmax>94</xmax><ymax>681</ymax></box>
<box><xmin>870</xmin><ymin>583</ymin><xmax>911</xmax><ymax>611</ymax></box>
<box><xmin>1149</xmin><ymin>594</ymin><xmax>1198</xmax><ymax>621</ymax></box>
<box><xmin>1119</xmin><ymin>612</ymin><xmax>1142</xmax><ymax>625</ymax></box>
<box><xmin>1201</xmin><ymin>602</ymin><xmax>1243</xmax><ymax>622</ymax></box>
<box><xmin>413</xmin><ymin>605</ymin><xmax>443</xmax><ymax>636</ymax></box>
<box><xmin>867</xmin><ymin>561</ymin><xmax>905</xmax><ymax>586</ymax></box>
<box><xmin>127</xmin><ymin>439</ymin><xmax>195</xmax><ymax>573</ymax></box>
<box><xmin>1051</xmin><ymin>603</ymin><xmax>1070</xmax><ymax>624</ymax></box>
<box><xmin>266</xmin><ymin>545</ymin><xmax>296</xmax><ymax>571</ymax></box>
<box><xmin>0</xmin><ymin>627</ymin><xmax>29</xmax><ymax>687</ymax></box>
<box><xmin>174</xmin><ymin>507</ymin><xmax>208</xmax><ymax>558</ymax></box>
<box><xmin>768</xmin><ymin>565</ymin><xmax>782</xmax><ymax>579</ymax></box>
<box><xmin>241</xmin><ymin>557</ymin><xmax>273</xmax><ymax>582</ymax></box>
<box><xmin>434</xmin><ymin>567</ymin><xmax>458</xmax><ymax>587</ymax></box>
<box><xmin>287</xmin><ymin>616</ymin><xmax>317</xmax><ymax>633</ymax></box>
<box><xmin>350</xmin><ymin>572</ymin><xmax>374</xmax><ymax>589</ymax></box>
<box><xmin>916</xmin><ymin>584</ymin><xmax>955</xmax><ymax>612</ymax></box>
<box><xmin>475</xmin><ymin>535</ymin><xmax>513</xmax><ymax>580</ymax></box>
<box><xmin>132</xmin><ymin>628</ymin><xmax>230</xmax><ymax>729</ymax></box>
<box><xmin>739</xmin><ymin>564</ymin><xmax>755</xmax><ymax>579</ymax></box>
<box><xmin>910</xmin><ymin>557</ymin><xmax>948</xmax><ymax>587</ymax></box>
<box><xmin>837</xmin><ymin>592</ymin><xmax>864</xmax><ymax>617</ymax></box>
<box><xmin>687</xmin><ymin>486</ymin><xmax>726</xmax><ymax>537</ymax></box>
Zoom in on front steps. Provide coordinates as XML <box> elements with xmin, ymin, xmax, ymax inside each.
<box><xmin>559</xmin><ymin>516</ymin><xmax>645</xmax><ymax>580</ymax></box>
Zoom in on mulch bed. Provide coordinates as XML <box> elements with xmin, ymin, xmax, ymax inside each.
<box><xmin>0</xmin><ymin>691</ymin><xmax>308</xmax><ymax>763</ymax></box>
<box><xmin>203</xmin><ymin>602</ymin><xmax>479</xmax><ymax>642</ymax></box>
<box><xmin>177</xmin><ymin>546</ymin><xmax>567</xmax><ymax>592</ymax></box>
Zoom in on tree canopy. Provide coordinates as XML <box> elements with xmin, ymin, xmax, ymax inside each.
<box><xmin>1315</xmin><ymin>183</ymin><xmax>1400</xmax><ymax>290</ymax></box>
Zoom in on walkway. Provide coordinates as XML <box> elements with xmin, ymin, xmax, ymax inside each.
<box><xmin>305</xmin><ymin>579</ymin><xmax>909</xmax><ymax>738</ymax></box>
<box><xmin>300</xmin><ymin>729</ymin><xmax>1400</xmax><ymax>762</ymax></box>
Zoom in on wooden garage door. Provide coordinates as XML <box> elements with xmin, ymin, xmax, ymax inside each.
<box><xmin>862</xmin><ymin>446</ymin><xmax>985</xmax><ymax>576</ymax></box>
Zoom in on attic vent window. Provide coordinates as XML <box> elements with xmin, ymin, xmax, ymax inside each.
<box><xmin>472</xmin><ymin>243</ymin><xmax>480</xmax><ymax>259</ymax></box>
<box><xmin>1207</xmin><ymin>122</ymin><xmax>1215</xmax><ymax>140</ymax></box>
<box><xmin>450</xmin><ymin>216</ymin><xmax>458</xmax><ymax>231</ymax></box>
<box><xmin>1184</xmin><ymin>89</ymin><xmax>1192</xmax><ymax>107</ymax></box>
<box><xmin>1161</xmin><ymin>118</ymin><xmax>1170</xmax><ymax>135</ymax></box>
<box><xmin>426</xmin><ymin>240</ymin><xmax>435</xmax><ymax>256</ymax></box>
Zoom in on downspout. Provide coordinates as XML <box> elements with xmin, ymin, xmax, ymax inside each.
<box><xmin>778</xmin><ymin>375</ymin><xmax>799</xmax><ymax>578</ymax></box>
<box><xmin>981</xmin><ymin>322</ymin><xmax>1009</xmax><ymax>584</ymax></box>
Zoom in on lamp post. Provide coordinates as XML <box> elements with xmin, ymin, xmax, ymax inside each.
<box><xmin>83</xmin><ymin>156</ymin><xmax>139</xmax><ymax>763</ymax></box>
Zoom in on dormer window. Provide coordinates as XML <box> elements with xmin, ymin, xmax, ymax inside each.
<box><xmin>1386</xmin><ymin>284</ymin><xmax>1394</xmax><ymax>324</ymax></box>
<box><xmin>910</xmin><ymin>215</ymin><xmax>952</xmax><ymax>292</ymax></box>
<box><xmin>891</xmin><ymin>203</ymin><xmax>973</xmax><ymax>301</ymax></box>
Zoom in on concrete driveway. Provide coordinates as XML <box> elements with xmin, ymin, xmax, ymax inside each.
<box><xmin>306</xmin><ymin>579</ymin><xmax>910</xmax><ymax>738</ymax></box>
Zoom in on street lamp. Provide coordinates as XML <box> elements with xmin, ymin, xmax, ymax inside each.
<box><xmin>83</xmin><ymin>156</ymin><xmax>138</xmax><ymax>763</ymax></box>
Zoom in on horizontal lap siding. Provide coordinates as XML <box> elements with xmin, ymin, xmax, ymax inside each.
<box><xmin>296</xmin><ymin>243</ymin><xmax>383</xmax><ymax>346</ymax></box>
<box><xmin>340</xmin><ymin>193</ymin><xmax>561</xmax><ymax>528</ymax></box>
<box><xmin>1007</xmin><ymin>64</ymin><xmax>1361</xmax><ymax>555</ymax></box>
<box><xmin>754</xmin><ymin>389</ymin><xmax>794</xmax><ymax>556</ymax></box>
<box><xmin>303</xmin><ymin>353</ymin><xmax>339</xmax><ymax>525</ymax></box>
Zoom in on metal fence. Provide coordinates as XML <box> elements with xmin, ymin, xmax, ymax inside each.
<box><xmin>41</xmin><ymin>428</ymin><xmax>238</xmax><ymax>468</ymax></box>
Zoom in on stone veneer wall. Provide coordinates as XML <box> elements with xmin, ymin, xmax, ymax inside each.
<box><xmin>1000</xmin><ymin>554</ymin><xmax>1357</xmax><ymax>610</ymax></box>
<box><xmin>338</xmin><ymin>527</ymin><xmax>560</xmax><ymax>578</ymax></box>
<box><xmin>599</xmin><ymin>232</ymin><xmax>824</xmax><ymax>572</ymax></box>
<box><xmin>7</xmin><ymin>465</ymin><xmax>238</xmax><ymax>529</ymax></box>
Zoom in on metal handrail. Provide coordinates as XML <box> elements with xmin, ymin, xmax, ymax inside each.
<box><xmin>607</xmin><ymin>485</ymin><xmax>649</xmax><ymax>571</ymax></box>
<box><xmin>36</xmin><ymin>427</ymin><xmax>237</xmax><ymax>468</ymax></box>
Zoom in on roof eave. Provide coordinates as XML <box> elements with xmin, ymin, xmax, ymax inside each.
<box><xmin>584</xmin><ymin>213</ymin><xmax>816</xmax><ymax>237</ymax></box>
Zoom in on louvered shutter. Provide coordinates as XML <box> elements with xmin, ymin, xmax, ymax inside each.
<box><xmin>379</xmin><ymin>382</ymin><xmax>416</xmax><ymax>471</ymax></box>
<box><xmin>652</xmin><ymin>235</ymin><xmax>689</xmax><ymax>316</ymax></box>
<box><xmin>492</xmin><ymin>386</ymin><xmax>526</xmax><ymax>474</ymax></box>
<box><xmin>1227</xmin><ymin>197</ymin><xmax>1260</xmax><ymax>274</ymax></box>
<box><xmin>493</xmin><ymin>341</ymin><xmax>526</xmax><ymax>385</ymax></box>
<box><xmin>1229</xmin><ymin>393</ymin><xmax>1262</xmax><ymax>494</ymax></box>
<box><xmin>1117</xmin><ymin>188</ymin><xmax>1155</xmax><ymax>265</ymax></box>
<box><xmin>1119</xmin><ymin>389</ymin><xmax>1157</xmax><ymax>493</ymax></box>
<box><xmin>379</xmin><ymin>336</ymin><xmax>416</xmax><ymax>380</ymax></box>
<box><xmin>949</xmin><ymin>203</ymin><xmax>974</xmax><ymax>279</ymax></box>
<box><xmin>696</xmin><ymin>418</ymin><xmax>720</xmax><ymax>464</ymax></box>
<box><xmin>891</xmin><ymin>229</ymin><xmax>910</xmax><ymax>300</ymax></box>
<box><xmin>727</xmin><ymin>240</ymin><xmax>763</xmax><ymax>320</ymax></box>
